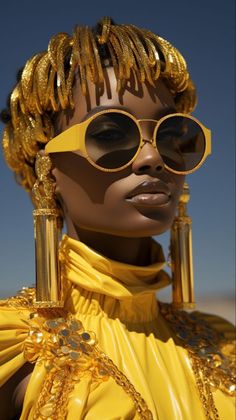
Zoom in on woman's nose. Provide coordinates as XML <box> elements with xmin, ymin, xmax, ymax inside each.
<box><xmin>132</xmin><ymin>141</ymin><xmax>165</xmax><ymax>175</ymax></box>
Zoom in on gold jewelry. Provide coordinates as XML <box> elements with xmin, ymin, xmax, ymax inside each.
<box><xmin>32</xmin><ymin>153</ymin><xmax>63</xmax><ymax>308</ymax></box>
<box><xmin>170</xmin><ymin>182</ymin><xmax>195</xmax><ymax>309</ymax></box>
<box><xmin>23</xmin><ymin>311</ymin><xmax>153</xmax><ymax>420</ymax></box>
<box><xmin>160</xmin><ymin>302</ymin><xmax>236</xmax><ymax>419</ymax></box>
<box><xmin>98</xmin><ymin>16</ymin><xmax>112</xmax><ymax>44</ymax></box>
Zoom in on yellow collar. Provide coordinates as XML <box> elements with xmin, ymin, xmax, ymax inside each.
<box><xmin>60</xmin><ymin>235</ymin><xmax>171</xmax><ymax>301</ymax></box>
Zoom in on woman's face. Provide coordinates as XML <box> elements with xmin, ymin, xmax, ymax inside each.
<box><xmin>51</xmin><ymin>68</ymin><xmax>185</xmax><ymax>238</ymax></box>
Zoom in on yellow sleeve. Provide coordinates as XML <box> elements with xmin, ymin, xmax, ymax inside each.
<box><xmin>0</xmin><ymin>297</ymin><xmax>31</xmax><ymax>386</ymax></box>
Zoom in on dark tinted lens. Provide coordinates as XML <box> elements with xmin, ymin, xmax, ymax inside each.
<box><xmin>85</xmin><ymin>112</ymin><xmax>140</xmax><ymax>169</ymax></box>
<box><xmin>156</xmin><ymin>116</ymin><xmax>206</xmax><ymax>171</ymax></box>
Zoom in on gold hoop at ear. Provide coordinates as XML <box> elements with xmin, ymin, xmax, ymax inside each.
<box><xmin>170</xmin><ymin>183</ymin><xmax>195</xmax><ymax>309</ymax></box>
<box><xmin>32</xmin><ymin>153</ymin><xmax>63</xmax><ymax>308</ymax></box>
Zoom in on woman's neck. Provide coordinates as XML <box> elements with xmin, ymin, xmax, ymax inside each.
<box><xmin>66</xmin><ymin>221</ymin><xmax>154</xmax><ymax>266</ymax></box>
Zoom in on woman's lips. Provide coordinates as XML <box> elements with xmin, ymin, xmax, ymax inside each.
<box><xmin>127</xmin><ymin>192</ymin><xmax>170</xmax><ymax>206</ymax></box>
<box><xmin>125</xmin><ymin>180</ymin><xmax>171</xmax><ymax>207</ymax></box>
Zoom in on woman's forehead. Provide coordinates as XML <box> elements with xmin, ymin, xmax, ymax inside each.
<box><xmin>57</xmin><ymin>67</ymin><xmax>176</xmax><ymax>132</ymax></box>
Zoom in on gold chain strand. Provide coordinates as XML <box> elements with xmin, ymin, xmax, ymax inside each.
<box><xmin>88</xmin><ymin>27</ymin><xmax>104</xmax><ymax>85</ymax></box>
<box><xmin>21</xmin><ymin>53</ymin><xmax>45</xmax><ymax>105</ymax></box>
<box><xmin>10</xmin><ymin>85</ymin><xmax>21</xmax><ymax>129</ymax></box>
<box><xmin>70</xmin><ymin>26</ymin><xmax>84</xmax><ymax>94</ymax></box>
<box><xmin>98</xmin><ymin>16</ymin><xmax>111</xmax><ymax>44</ymax></box>
<box><xmin>56</xmin><ymin>35</ymin><xmax>71</xmax><ymax>109</ymax></box>
<box><xmin>121</xmin><ymin>26</ymin><xmax>146</xmax><ymax>84</ymax></box>
<box><xmin>95</xmin><ymin>349</ymin><xmax>153</xmax><ymax>419</ymax></box>
<box><xmin>109</xmin><ymin>31</ymin><xmax>126</xmax><ymax>85</ymax></box>
<box><xmin>83</xmin><ymin>27</ymin><xmax>96</xmax><ymax>84</ymax></box>
<box><xmin>120</xmin><ymin>27</ymin><xmax>137</xmax><ymax>79</ymax></box>
<box><xmin>76</xmin><ymin>26</ymin><xmax>88</xmax><ymax>96</ymax></box>
<box><xmin>139</xmin><ymin>30</ymin><xmax>167</xmax><ymax>80</ymax></box>
<box><xmin>33</xmin><ymin>366</ymin><xmax>75</xmax><ymax>419</ymax></box>
<box><xmin>106</xmin><ymin>40</ymin><xmax>120</xmax><ymax>81</ymax></box>
<box><xmin>33</xmin><ymin>113</ymin><xmax>52</xmax><ymax>144</ymax></box>
<box><xmin>21</xmin><ymin>307</ymin><xmax>153</xmax><ymax>420</ymax></box>
<box><xmin>17</xmin><ymin>83</ymin><xmax>27</xmax><ymax>115</ymax></box>
<box><xmin>47</xmin><ymin>67</ymin><xmax>58</xmax><ymax>112</ymax></box>
<box><xmin>190</xmin><ymin>355</ymin><xmax>220</xmax><ymax>420</ymax></box>
<box><xmin>48</xmin><ymin>33</ymin><xmax>69</xmax><ymax>71</ymax></box>
<box><xmin>131</xmin><ymin>27</ymin><xmax>161</xmax><ymax>80</ymax></box>
<box><xmin>21</xmin><ymin>117</ymin><xmax>38</xmax><ymax>158</ymax></box>
<box><xmin>109</xmin><ymin>26</ymin><xmax>132</xmax><ymax>80</ymax></box>
<box><xmin>35</xmin><ymin>53</ymin><xmax>50</xmax><ymax>107</ymax></box>
<box><xmin>32</xmin><ymin>73</ymin><xmax>43</xmax><ymax>114</ymax></box>
<box><xmin>81</xmin><ymin>26</ymin><xmax>93</xmax><ymax>94</ymax></box>
<box><xmin>2</xmin><ymin>124</ymin><xmax>24</xmax><ymax>171</ymax></box>
<box><xmin>123</xmin><ymin>26</ymin><xmax>154</xmax><ymax>86</ymax></box>
<box><xmin>110</xmin><ymin>26</ymin><xmax>136</xmax><ymax>81</ymax></box>
<box><xmin>66</xmin><ymin>61</ymin><xmax>76</xmax><ymax>109</ymax></box>
<box><xmin>155</xmin><ymin>36</ymin><xmax>189</xmax><ymax>92</ymax></box>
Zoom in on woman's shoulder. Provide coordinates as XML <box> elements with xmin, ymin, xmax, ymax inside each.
<box><xmin>159</xmin><ymin>302</ymin><xmax>235</xmax><ymax>398</ymax></box>
<box><xmin>0</xmin><ymin>287</ymin><xmax>36</xmax><ymax>310</ymax></box>
<box><xmin>0</xmin><ymin>287</ymin><xmax>36</xmax><ymax>418</ymax></box>
<box><xmin>159</xmin><ymin>302</ymin><xmax>235</xmax><ymax>362</ymax></box>
<box><xmin>191</xmin><ymin>309</ymin><xmax>235</xmax><ymax>340</ymax></box>
<box><xmin>0</xmin><ymin>287</ymin><xmax>35</xmax><ymax>383</ymax></box>
<box><xmin>160</xmin><ymin>302</ymin><xmax>235</xmax><ymax>339</ymax></box>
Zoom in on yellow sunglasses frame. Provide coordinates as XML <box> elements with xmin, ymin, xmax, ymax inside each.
<box><xmin>45</xmin><ymin>109</ymin><xmax>212</xmax><ymax>175</ymax></box>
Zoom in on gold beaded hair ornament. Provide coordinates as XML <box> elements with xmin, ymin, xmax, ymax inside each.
<box><xmin>2</xmin><ymin>17</ymin><xmax>198</xmax><ymax>308</ymax></box>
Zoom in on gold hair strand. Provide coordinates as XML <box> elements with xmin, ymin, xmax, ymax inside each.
<box><xmin>98</xmin><ymin>16</ymin><xmax>112</xmax><ymax>44</ymax></box>
<box><xmin>124</xmin><ymin>26</ymin><xmax>155</xmax><ymax>86</ymax></box>
<box><xmin>88</xmin><ymin>28</ymin><xmax>104</xmax><ymax>85</ymax></box>
<box><xmin>21</xmin><ymin>53</ymin><xmax>45</xmax><ymax>105</ymax></box>
<box><xmin>35</xmin><ymin>53</ymin><xmax>51</xmax><ymax>108</ymax></box>
<box><xmin>56</xmin><ymin>35</ymin><xmax>72</xmax><ymax>109</ymax></box>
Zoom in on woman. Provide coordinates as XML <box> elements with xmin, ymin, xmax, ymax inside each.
<box><xmin>0</xmin><ymin>17</ymin><xmax>235</xmax><ymax>420</ymax></box>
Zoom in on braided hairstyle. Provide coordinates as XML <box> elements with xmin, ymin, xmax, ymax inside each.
<box><xmin>1</xmin><ymin>17</ymin><xmax>197</xmax><ymax>194</ymax></box>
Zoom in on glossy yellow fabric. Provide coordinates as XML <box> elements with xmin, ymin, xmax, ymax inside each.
<box><xmin>0</xmin><ymin>235</ymin><xmax>235</xmax><ymax>419</ymax></box>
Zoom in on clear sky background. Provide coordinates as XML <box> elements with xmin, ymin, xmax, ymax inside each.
<box><xmin>0</xmin><ymin>0</ymin><xmax>235</xmax><ymax>304</ymax></box>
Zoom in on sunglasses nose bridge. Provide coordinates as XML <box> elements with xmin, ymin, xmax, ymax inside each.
<box><xmin>137</xmin><ymin>119</ymin><xmax>157</xmax><ymax>147</ymax></box>
<box><xmin>140</xmin><ymin>138</ymin><xmax>155</xmax><ymax>149</ymax></box>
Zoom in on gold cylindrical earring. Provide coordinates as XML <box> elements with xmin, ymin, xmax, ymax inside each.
<box><xmin>32</xmin><ymin>153</ymin><xmax>63</xmax><ymax>308</ymax></box>
<box><xmin>170</xmin><ymin>182</ymin><xmax>195</xmax><ymax>309</ymax></box>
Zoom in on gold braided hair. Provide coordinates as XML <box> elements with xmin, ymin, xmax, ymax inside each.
<box><xmin>2</xmin><ymin>17</ymin><xmax>197</xmax><ymax>193</ymax></box>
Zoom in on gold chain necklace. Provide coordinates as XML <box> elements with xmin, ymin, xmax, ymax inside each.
<box><xmin>160</xmin><ymin>303</ymin><xmax>235</xmax><ymax>420</ymax></box>
<box><xmin>23</xmin><ymin>311</ymin><xmax>153</xmax><ymax>420</ymax></box>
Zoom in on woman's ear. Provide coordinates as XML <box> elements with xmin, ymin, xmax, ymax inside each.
<box><xmin>49</xmin><ymin>152</ymin><xmax>60</xmax><ymax>192</ymax></box>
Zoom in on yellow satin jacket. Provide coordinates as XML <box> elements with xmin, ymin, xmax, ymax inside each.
<box><xmin>0</xmin><ymin>235</ymin><xmax>235</xmax><ymax>419</ymax></box>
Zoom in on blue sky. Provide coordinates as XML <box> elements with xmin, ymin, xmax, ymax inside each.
<box><xmin>0</xmin><ymin>0</ymin><xmax>235</xmax><ymax>299</ymax></box>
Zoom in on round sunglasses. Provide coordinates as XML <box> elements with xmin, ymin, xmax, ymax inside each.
<box><xmin>45</xmin><ymin>109</ymin><xmax>211</xmax><ymax>174</ymax></box>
